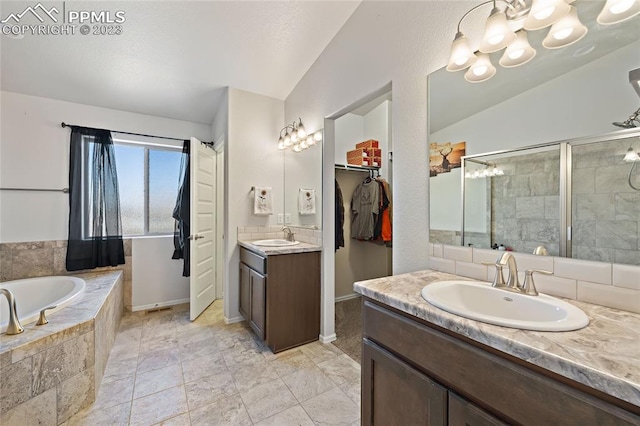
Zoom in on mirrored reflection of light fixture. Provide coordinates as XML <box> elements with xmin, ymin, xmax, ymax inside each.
<box><xmin>523</xmin><ymin>0</ymin><xmax>571</xmax><ymax>30</ymax></box>
<box><xmin>500</xmin><ymin>30</ymin><xmax>536</xmax><ymax>67</ymax></box>
<box><xmin>597</xmin><ymin>0</ymin><xmax>640</xmax><ymax>25</ymax></box>
<box><xmin>465</xmin><ymin>53</ymin><xmax>497</xmax><ymax>83</ymax></box>
<box><xmin>447</xmin><ymin>0</ymin><xmax>634</xmax><ymax>83</ymax></box>
<box><xmin>277</xmin><ymin>119</ymin><xmax>322</xmax><ymax>153</ymax></box>
<box><xmin>542</xmin><ymin>6</ymin><xmax>588</xmax><ymax>49</ymax></box>
<box><xmin>465</xmin><ymin>163</ymin><xmax>504</xmax><ymax>178</ymax></box>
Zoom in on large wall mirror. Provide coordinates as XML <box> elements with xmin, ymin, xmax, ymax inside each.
<box><xmin>284</xmin><ymin>129</ymin><xmax>323</xmax><ymax>228</ymax></box>
<box><xmin>428</xmin><ymin>1</ymin><xmax>640</xmax><ymax>265</ymax></box>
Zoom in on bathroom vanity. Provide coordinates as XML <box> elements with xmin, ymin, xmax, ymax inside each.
<box><xmin>355</xmin><ymin>270</ymin><xmax>640</xmax><ymax>425</ymax></box>
<box><xmin>238</xmin><ymin>242</ymin><xmax>321</xmax><ymax>353</ymax></box>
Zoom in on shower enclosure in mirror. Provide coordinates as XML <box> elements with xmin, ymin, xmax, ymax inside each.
<box><xmin>457</xmin><ymin>130</ymin><xmax>640</xmax><ymax>266</ymax></box>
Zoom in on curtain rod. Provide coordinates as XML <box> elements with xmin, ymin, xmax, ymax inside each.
<box><xmin>60</xmin><ymin>122</ymin><xmax>213</xmax><ymax>145</ymax></box>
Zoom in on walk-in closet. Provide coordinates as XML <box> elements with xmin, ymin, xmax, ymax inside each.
<box><xmin>332</xmin><ymin>92</ymin><xmax>392</xmax><ymax>362</ymax></box>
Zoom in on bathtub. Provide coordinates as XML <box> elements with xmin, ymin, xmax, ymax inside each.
<box><xmin>0</xmin><ymin>276</ymin><xmax>86</xmax><ymax>333</ymax></box>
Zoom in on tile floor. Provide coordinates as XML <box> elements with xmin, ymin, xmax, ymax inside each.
<box><xmin>64</xmin><ymin>301</ymin><xmax>361</xmax><ymax>426</ymax></box>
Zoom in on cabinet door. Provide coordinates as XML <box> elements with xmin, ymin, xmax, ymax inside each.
<box><xmin>249</xmin><ymin>270</ymin><xmax>266</xmax><ymax>340</ymax></box>
<box><xmin>449</xmin><ymin>393</ymin><xmax>508</xmax><ymax>426</ymax></box>
<box><xmin>239</xmin><ymin>263</ymin><xmax>250</xmax><ymax>320</ymax></box>
<box><xmin>362</xmin><ymin>339</ymin><xmax>447</xmax><ymax>426</ymax></box>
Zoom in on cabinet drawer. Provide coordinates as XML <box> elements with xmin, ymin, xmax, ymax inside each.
<box><xmin>240</xmin><ymin>248</ymin><xmax>266</xmax><ymax>274</ymax></box>
<box><xmin>363</xmin><ymin>299</ymin><xmax>640</xmax><ymax>426</ymax></box>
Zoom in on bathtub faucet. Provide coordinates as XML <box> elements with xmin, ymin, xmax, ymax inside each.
<box><xmin>0</xmin><ymin>289</ymin><xmax>24</xmax><ymax>335</ymax></box>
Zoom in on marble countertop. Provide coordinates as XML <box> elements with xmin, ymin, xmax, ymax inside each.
<box><xmin>354</xmin><ymin>269</ymin><xmax>640</xmax><ymax>407</ymax></box>
<box><xmin>238</xmin><ymin>240</ymin><xmax>322</xmax><ymax>256</ymax></box>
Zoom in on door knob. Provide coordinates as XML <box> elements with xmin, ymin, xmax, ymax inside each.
<box><xmin>188</xmin><ymin>234</ymin><xmax>204</xmax><ymax>240</ymax></box>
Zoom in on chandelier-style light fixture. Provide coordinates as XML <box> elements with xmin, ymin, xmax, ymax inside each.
<box><xmin>447</xmin><ymin>0</ymin><xmax>640</xmax><ymax>83</ymax></box>
<box><xmin>277</xmin><ymin>118</ymin><xmax>323</xmax><ymax>152</ymax></box>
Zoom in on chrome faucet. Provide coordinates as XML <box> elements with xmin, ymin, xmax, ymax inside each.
<box><xmin>0</xmin><ymin>289</ymin><xmax>24</xmax><ymax>335</ymax></box>
<box><xmin>484</xmin><ymin>252</ymin><xmax>552</xmax><ymax>296</ymax></box>
<box><xmin>282</xmin><ymin>226</ymin><xmax>295</xmax><ymax>242</ymax></box>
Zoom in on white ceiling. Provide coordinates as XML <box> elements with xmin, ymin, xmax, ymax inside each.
<box><xmin>0</xmin><ymin>1</ymin><xmax>361</xmax><ymax>124</ymax></box>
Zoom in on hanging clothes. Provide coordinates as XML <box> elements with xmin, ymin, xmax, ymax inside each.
<box><xmin>377</xmin><ymin>177</ymin><xmax>393</xmax><ymax>244</ymax></box>
<box><xmin>351</xmin><ymin>177</ymin><xmax>380</xmax><ymax>240</ymax></box>
<box><xmin>335</xmin><ymin>179</ymin><xmax>345</xmax><ymax>251</ymax></box>
<box><xmin>172</xmin><ymin>140</ymin><xmax>190</xmax><ymax>277</ymax></box>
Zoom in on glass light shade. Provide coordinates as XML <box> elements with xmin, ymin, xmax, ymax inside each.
<box><xmin>479</xmin><ymin>7</ymin><xmax>517</xmax><ymax>53</ymax></box>
<box><xmin>278</xmin><ymin>140</ymin><xmax>285</xmax><ymax>150</ymax></box>
<box><xmin>624</xmin><ymin>147</ymin><xmax>640</xmax><ymax>162</ymax></box>
<box><xmin>447</xmin><ymin>32</ymin><xmax>477</xmax><ymax>72</ymax></box>
<box><xmin>500</xmin><ymin>30</ymin><xmax>536</xmax><ymax>68</ymax></box>
<box><xmin>542</xmin><ymin>6</ymin><xmax>587</xmax><ymax>49</ymax></box>
<box><xmin>307</xmin><ymin>136</ymin><xmax>316</xmax><ymax>146</ymax></box>
<box><xmin>523</xmin><ymin>0</ymin><xmax>571</xmax><ymax>30</ymax></box>
<box><xmin>597</xmin><ymin>0</ymin><xmax>640</xmax><ymax>24</ymax></box>
<box><xmin>297</xmin><ymin>121</ymin><xmax>307</xmax><ymax>139</ymax></box>
<box><xmin>291</xmin><ymin>129</ymin><xmax>298</xmax><ymax>143</ymax></box>
<box><xmin>292</xmin><ymin>144</ymin><xmax>302</xmax><ymax>153</ymax></box>
<box><xmin>464</xmin><ymin>53</ymin><xmax>496</xmax><ymax>83</ymax></box>
<box><xmin>283</xmin><ymin>131</ymin><xmax>291</xmax><ymax>147</ymax></box>
<box><xmin>313</xmin><ymin>131</ymin><xmax>323</xmax><ymax>141</ymax></box>
<box><xmin>300</xmin><ymin>139</ymin><xmax>308</xmax><ymax>149</ymax></box>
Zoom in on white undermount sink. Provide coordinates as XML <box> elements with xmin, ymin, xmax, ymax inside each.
<box><xmin>251</xmin><ymin>239</ymin><xmax>300</xmax><ymax>247</ymax></box>
<box><xmin>421</xmin><ymin>280</ymin><xmax>589</xmax><ymax>332</ymax></box>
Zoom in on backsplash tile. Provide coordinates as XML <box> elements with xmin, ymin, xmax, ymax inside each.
<box><xmin>577</xmin><ymin>281</ymin><xmax>640</xmax><ymax>314</ymax></box>
<box><xmin>554</xmin><ymin>257</ymin><xmax>611</xmax><ymax>285</ymax></box>
<box><xmin>0</xmin><ymin>240</ymin><xmax>133</xmax><ymax>311</ymax></box>
<box><xmin>429</xmin><ymin>243</ymin><xmax>640</xmax><ymax>313</ymax></box>
<box><xmin>612</xmin><ymin>264</ymin><xmax>640</xmax><ymax>291</ymax></box>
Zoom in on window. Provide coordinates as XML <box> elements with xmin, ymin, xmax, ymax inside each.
<box><xmin>114</xmin><ymin>141</ymin><xmax>183</xmax><ymax>236</ymax></box>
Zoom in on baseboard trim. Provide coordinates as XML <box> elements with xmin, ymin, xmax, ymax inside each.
<box><xmin>335</xmin><ymin>293</ymin><xmax>360</xmax><ymax>303</ymax></box>
<box><xmin>132</xmin><ymin>298</ymin><xmax>190</xmax><ymax>312</ymax></box>
<box><xmin>319</xmin><ymin>333</ymin><xmax>337</xmax><ymax>344</ymax></box>
<box><xmin>224</xmin><ymin>315</ymin><xmax>245</xmax><ymax>324</ymax></box>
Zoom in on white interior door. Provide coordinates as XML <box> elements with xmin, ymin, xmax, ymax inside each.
<box><xmin>190</xmin><ymin>137</ymin><xmax>216</xmax><ymax>320</ymax></box>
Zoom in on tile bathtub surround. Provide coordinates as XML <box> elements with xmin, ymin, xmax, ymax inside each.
<box><xmin>237</xmin><ymin>226</ymin><xmax>322</xmax><ymax>246</ymax></box>
<box><xmin>64</xmin><ymin>300</ymin><xmax>361</xmax><ymax>426</ymax></box>
<box><xmin>353</xmin><ymin>269</ymin><xmax>640</xmax><ymax>406</ymax></box>
<box><xmin>0</xmin><ymin>271</ymin><xmax>123</xmax><ymax>425</ymax></box>
<box><xmin>0</xmin><ymin>239</ymin><xmax>133</xmax><ymax>311</ymax></box>
<box><xmin>430</xmin><ymin>243</ymin><xmax>640</xmax><ymax>313</ymax></box>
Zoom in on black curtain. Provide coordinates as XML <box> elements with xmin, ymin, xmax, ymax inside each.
<box><xmin>172</xmin><ymin>140</ymin><xmax>190</xmax><ymax>277</ymax></box>
<box><xmin>66</xmin><ymin>126</ymin><xmax>125</xmax><ymax>271</ymax></box>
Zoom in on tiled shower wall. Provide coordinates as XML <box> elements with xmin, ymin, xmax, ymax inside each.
<box><xmin>0</xmin><ymin>239</ymin><xmax>133</xmax><ymax>310</ymax></box>
<box><xmin>572</xmin><ymin>141</ymin><xmax>640</xmax><ymax>266</ymax></box>
<box><xmin>490</xmin><ymin>150</ymin><xmax>561</xmax><ymax>256</ymax></box>
<box><xmin>429</xmin><ymin>243</ymin><xmax>640</xmax><ymax>314</ymax></box>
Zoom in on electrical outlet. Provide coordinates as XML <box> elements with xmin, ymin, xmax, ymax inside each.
<box><xmin>285</xmin><ymin>213</ymin><xmax>291</xmax><ymax>224</ymax></box>
<box><xmin>277</xmin><ymin>213</ymin><xmax>284</xmax><ymax>224</ymax></box>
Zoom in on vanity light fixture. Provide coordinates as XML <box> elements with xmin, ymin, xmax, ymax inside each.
<box><xmin>277</xmin><ymin>118</ymin><xmax>322</xmax><ymax>153</ymax></box>
<box><xmin>597</xmin><ymin>0</ymin><xmax>640</xmax><ymax>25</ymax></box>
<box><xmin>465</xmin><ymin>164</ymin><xmax>504</xmax><ymax>178</ymax></box>
<box><xmin>447</xmin><ymin>0</ymin><xmax>627</xmax><ymax>83</ymax></box>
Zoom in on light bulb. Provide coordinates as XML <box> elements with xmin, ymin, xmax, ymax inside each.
<box><xmin>598</xmin><ymin>0</ymin><xmax>640</xmax><ymax>24</ymax></box>
<box><xmin>297</xmin><ymin>121</ymin><xmax>306</xmax><ymax>138</ymax></box>
<box><xmin>464</xmin><ymin>53</ymin><xmax>496</xmax><ymax>83</ymax></box>
<box><xmin>291</xmin><ymin>130</ymin><xmax>298</xmax><ymax>143</ymax></box>
<box><xmin>314</xmin><ymin>131</ymin><xmax>323</xmax><ymax>141</ymax></box>
<box><xmin>283</xmin><ymin>131</ymin><xmax>291</xmax><ymax>147</ymax></box>
<box><xmin>624</xmin><ymin>147</ymin><xmax>640</xmax><ymax>162</ymax></box>
<box><xmin>524</xmin><ymin>0</ymin><xmax>571</xmax><ymax>30</ymax></box>
<box><xmin>447</xmin><ymin>32</ymin><xmax>477</xmax><ymax>71</ymax></box>
<box><xmin>307</xmin><ymin>136</ymin><xmax>315</xmax><ymax>146</ymax></box>
<box><xmin>500</xmin><ymin>30</ymin><xmax>536</xmax><ymax>67</ymax></box>
<box><xmin>543</xmin><ymin>6</ymin><xmax>587</xmax><ymax>49</ymax></box>
<box><xmin>300</xmin><ymin>140</ymin><xmax>308</xmax><ymax>149</ymax></box>
<box><xmin>465</xmin><ymin>172</ymin><xmax>472</xmax><ymax>178</ymax></box>
<box><xmin>479</xmin><ymin>7</ymin><xmax>516</xmax><ymax>53</ymax></box>
<box><xmin>293</xmin><ymin>144</ymin><xmax>302</xmax><ymax>153</ymax></box>
<box><xmin>278</xmin><ymin>140</ymin><xmax>285</xmax><ymax>150</ymax></box>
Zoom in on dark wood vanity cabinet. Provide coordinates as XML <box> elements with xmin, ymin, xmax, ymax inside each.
<box><xmin>361</xmin><ymin>299</ymin><xmax>640</xmax><ymax>426</ymax></box>
<box><xmin>239</xmin><ymin>247</ymin><xmax>320</xmax><ymax>352</ymax></box>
